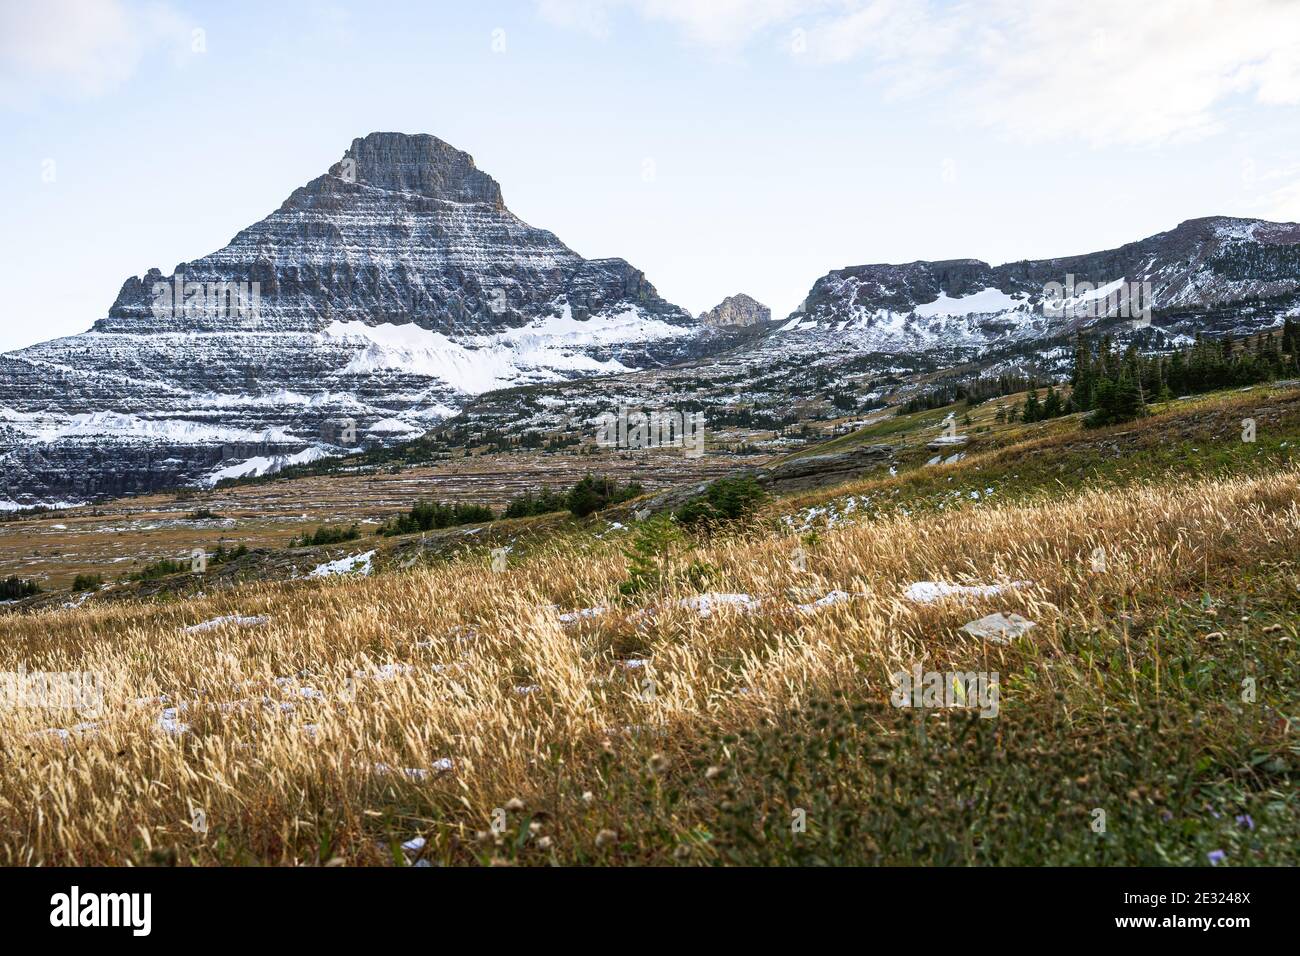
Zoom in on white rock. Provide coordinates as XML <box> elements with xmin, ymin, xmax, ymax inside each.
<box><xmin>184</xmin><ymin>614</ymin><xmax>269</xmax><ymax>633</ymax></box>
<box><xmin>903</xmin><ymin>581</ymin><xmax>1030</xmax><ymax>604</ymax></box>
<box><xmin>960</xmin><ymin>611</ymin><xmax>1037</xmax><ymax>644</ymax></box>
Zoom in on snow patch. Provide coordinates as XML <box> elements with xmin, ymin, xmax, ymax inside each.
<box><xmin>913</xmin><ymin>287</ymin><xmax>1026</xmax><ymax>318</ymax></box>
<box><xmin>310</xmin><ymin>550</ymin><xmax>375</xmax><ymax>578</ymax></box>
<box><xmin>204</xmin><ymin>446</ymin><xmax>332</xmax><ymax>486</ymax></box>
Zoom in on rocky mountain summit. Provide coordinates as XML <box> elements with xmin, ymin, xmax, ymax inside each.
<box><xmin>101</xmin><ymin>132</ymin><xmax>689</xmax><ymax>337</ymax></box>
<box><xmin>698</xmin><ymin>293</ymin><xmax>772</xmax><ymax>328</ymax></box>
<box><xmin>0</xmin><ymin>133</ymin><xmax>728</xmax><ymax>505</ymax></box>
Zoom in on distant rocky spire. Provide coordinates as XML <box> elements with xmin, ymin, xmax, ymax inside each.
<box><xmin>698</xmin><ymin>293</ymin><xmax>772</xmax><ymax>328</ymax></box>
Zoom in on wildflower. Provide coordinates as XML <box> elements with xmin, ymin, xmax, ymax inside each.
<box><xmin>705</xmin><ymin>765</ymin><xmax>723</xmax><ymax>779</ymax></box>
<box><xmin>581</xmin><ymin>791</ymin><xmax>595</xmax><ymax>805</ymax></box>
<box><xmin>595</xmin><ymin>828</ymin><xmax>618</xmax><ymax>848</ymax></box>
<box><xmin>1207</xmin><ymin>849</ymin><xmax>1227</xmax><ymax>866</ymax></box>
<box><xmin>1235</xmin><ymin>814</ymin><xmax>1254</xmax><ymax>831</ymax></box>
<box><xmin>536</xmin><ymin>836</ymin><xmax>553</xmax><ymax>851</ymax></box>
<box><xmin>504</xmin><ymin>797</ymin><xmax>525</xmax><ymax>812</ymax></box>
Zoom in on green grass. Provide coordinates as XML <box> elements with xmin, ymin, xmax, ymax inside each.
<box><xmin>405</xmin><ymin>563</ymin><xmax>1297</xmax><ymax>867</ymax></box>
<box><xmin>778</xmin><ymin>386</ymin><xmax>1300</xmax><ymax>526</ymax></box>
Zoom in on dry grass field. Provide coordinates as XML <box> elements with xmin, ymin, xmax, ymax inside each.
<box><xmin>2</xmin><ymin>460</ymin><xmax>1300</xmax><ymax>863</ymax></box>
<box><xmin>1</xmin><ymin>387</ymin><xmax>1296</xmax><ymax>865</ymax></box>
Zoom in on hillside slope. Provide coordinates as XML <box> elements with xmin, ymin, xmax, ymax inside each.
<box><xmin>2</xmin><ymin>384</ymin><xmax>1296</xmax><ymax>866</ymax></box>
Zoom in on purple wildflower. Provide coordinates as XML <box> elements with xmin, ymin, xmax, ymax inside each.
<box><xmin>1207</xmin><ymin>849</ymin><xmax>1227</xmax><ymax>866</ymax></box>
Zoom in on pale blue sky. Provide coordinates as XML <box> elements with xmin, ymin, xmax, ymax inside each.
<box><xmin>2</xmin><ymin>0</ymin><xmax>1299</xmax><ymax>352</ymax></box>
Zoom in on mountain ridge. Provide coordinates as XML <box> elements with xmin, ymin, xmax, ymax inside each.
<box><xmin>3</xmin><ymin>128</ymin><xmax>1298</xmax><ymax>506</ymax></box>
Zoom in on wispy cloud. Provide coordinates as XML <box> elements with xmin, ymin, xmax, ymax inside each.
<box><xmin>0</xmin><ymin>0</ymin><xmax>191</xmax><ymax>109</ymax></box>
<box><xmin>538</xmin><ymin>0</ymin><xmax>1300</xmax><ymax>147</ymax></box>
<box><xmin>538</xmin><ymin>0</ymin><xmax>833</xmax><ymax>48</ymax></box>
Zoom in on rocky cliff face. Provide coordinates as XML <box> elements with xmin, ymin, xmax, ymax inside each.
<box><xmin>785</xmin><ymin>216</ymin><xmax>1300</xmax><ymax>351</ymax></box>
<box><xmin>0</xmin><ymin>132</ymin><xmax>716</xmax><ymax>505</ymax></box>
<box><xmin>699</xmin><ymin>293</ymin><xmax>772</xmax><ymax>328</ymax></box>
<box><xmin>99</xmin><ymin>132</ymin><xmax>688</xmax><ymax>337</ymax></box>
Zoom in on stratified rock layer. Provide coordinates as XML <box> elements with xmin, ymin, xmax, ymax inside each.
<box><xmin>0</xmin><ymin>132</ymin><xmax>713</xmax><ymax>503</ymax></box>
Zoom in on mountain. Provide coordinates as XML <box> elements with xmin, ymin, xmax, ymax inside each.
<box><xmin>425</xmin><ymin>217</ymin><xmax>1300</xmax><ymax>449</ymax></box>
<box><xmin>698</xmin><ymin>293</ymin><xmax>772</xmax><ymax>328</ymax></box>
<box><xmin>4</xmin><ymin>142</ymin><xmax>1297</xmax><ymax>510</ymax></box>
<box><xmin>782</xmin><ymin>216</ymin><xmax>1300</xmax><ymax>353</ymax></box>
<box><xmin>0</xmin><ymin>132</ymin><xmax>734</xmax><ymax>505</ymax></box>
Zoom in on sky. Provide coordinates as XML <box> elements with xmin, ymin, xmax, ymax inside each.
<box><xmin>2</xmin><ymin>0</ymin><xmax>1299</xmax><ymax>352</ymax></box>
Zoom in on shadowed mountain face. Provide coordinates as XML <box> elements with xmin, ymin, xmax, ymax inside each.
<box><xmin>0</xmin><ymin>133</ymin><xmax>722</xmax><ymax>505</ymax></box>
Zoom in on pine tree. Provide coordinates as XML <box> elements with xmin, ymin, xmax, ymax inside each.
<box><xmin>1023</xmin><ymin>389</ymin><xmax>1041</xmax><ymax>423</ymax></box>
<box><xmin>1043</xmin><ymin>386</ymin><xmax>1062</xmax><ymax>419</ymax></box>
<box><xmin>1070</xmin><ymin>333</ymin><xmax>1095</xmax><ymax>411</ymax></box>
<box><xmin>619</xmin><ymin>514</ymin><xmax>682</xmax><ymax>597</ymax></box>
<box><xmin>1155</xmin><ymin>356</ymin><xmax>1172</xmax><ymax>402</ymax></box>
<box><xmin>1112</xmin><ymin>367</ymin><xmax>1146</xmax><ymax>423</ymax></box>
<box><xmin>1087</xmin><ymin>379</ymin><xmax>1116</xmax><ymax>427</ymax></box>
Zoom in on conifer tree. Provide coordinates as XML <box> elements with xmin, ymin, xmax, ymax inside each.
<box><xmin>1023</xmin><ymin>389</ymin><xmax>1041</xmax><ymax>423</ymax></box>
<box><xmin>1043</xmin><ymin>386</ymin><xmax>1062</xmax><ymax>419</ymax></box>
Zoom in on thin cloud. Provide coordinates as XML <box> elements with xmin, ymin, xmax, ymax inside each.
<box><xmin>0</xmin><ymin>0</ymin><xmax>191</xmax><ymax>109</ymax></box>
<box><xmin>539</xmin><ymin>0</ymin><xmax>834</xmax><ymax>49</ymax></box>
<box><xmin>539</xmin><ymin>0</ymin><xmax>1300</xmax><ymax>148</ymax></box>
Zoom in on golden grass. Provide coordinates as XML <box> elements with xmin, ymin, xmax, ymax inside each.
<box><xmin>2</xmin><ymin>464</ymin><xmax>1297</xmax><ymax>864</ymax></box>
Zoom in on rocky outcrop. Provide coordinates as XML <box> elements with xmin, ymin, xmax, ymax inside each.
<box><xmin>756</xmin><ymin>443</ymin><xmax>895</xmax><ymax>493</ymax></box>
<box><xmin>699</xmin><ymin>293</ymin><xmax>771</xmax><ymax>328</ymax></box>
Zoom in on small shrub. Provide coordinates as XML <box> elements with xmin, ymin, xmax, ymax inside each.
<box><xmin>0</xmin><ymin>576</ymin><xmax>41</xmax><ymax>600</ymax></box>
<box><xmin>128</xmin><ymin>559</ymin><xmax>189</xmax><ymax>582</ymax></box>
<box><xmin>566</xmin><ymin>475</ymin><xmax>644</xmax><ymax>518</ymax></box>
<box><xmin>291</xmin><ymin>524</ymin><xmax>361</xmax><ymax>548</ymax></box>
<box><xmin>504</xmin><ymin>488</ymin><xmax>568</xmax><ymax>519</ymax></box>
<box><xmin>618</xmin><ymin>514</ymin><xmax>684</xmax><ymax>597</ymax></box>
<box><xmin>379</xmin><ymin>502</ymin><xmax>493</xmax><ymax>536</ymax></box>
<box><xmin>210</xmin><ymin>543</ymin><xmax>250</xmax><ymax>564</ymax></box>
<box><xmin>675</xmin><ymin>476</ymin><xmax>766</xmax><ymax>529</ymax></box>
